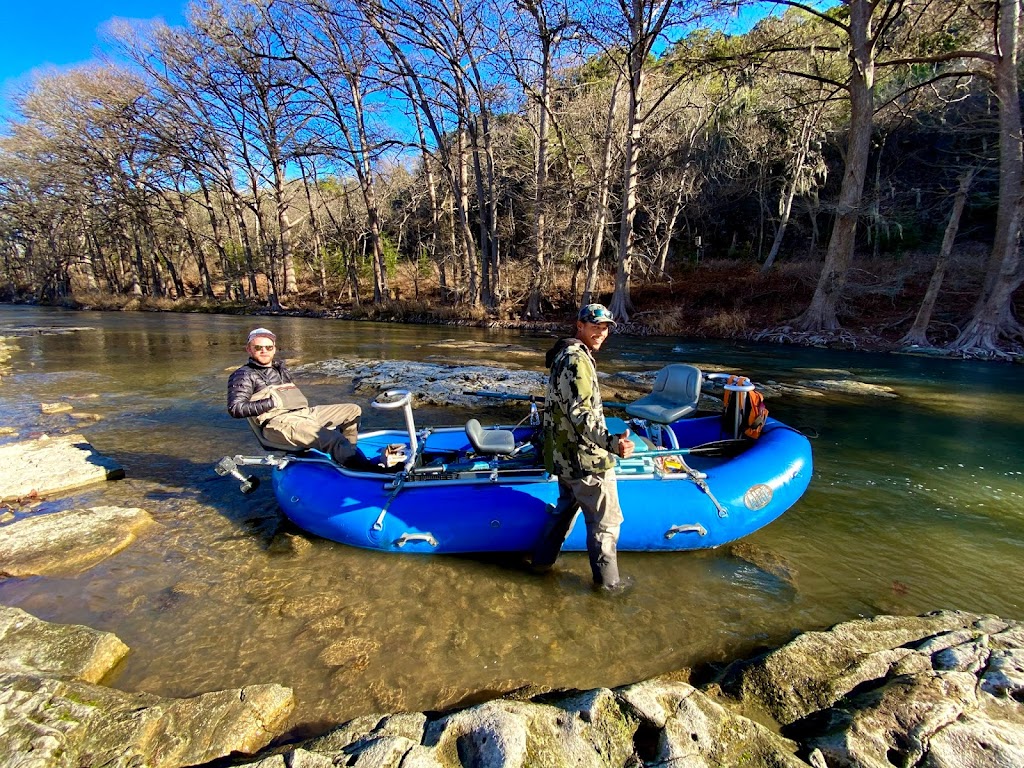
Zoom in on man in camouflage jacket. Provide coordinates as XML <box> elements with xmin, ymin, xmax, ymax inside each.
<box><xmin>532</xmin><ymin>304</ymin><xmax>635</xmax><ymax>590</ymax></box>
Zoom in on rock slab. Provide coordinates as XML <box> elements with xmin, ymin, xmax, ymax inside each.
<box><xmin>0</xmin><ymin>506</ymin><xmax>157</xmax><ymax>577</ymax></box>
<box><xmin>0</xmin><ymin>606</ymin><xmax>128</xmax><ymax>683</ymax></box>
<box><xmin>0</xmin><ymin>433</ymin><xmax>124</xmax><ymax>501</ymax></box>
<box><xmin>0</xmin><ymin>608</ymin><xmax>295</xmax><ymax>768</ymax></box>
<box><xmin>725</xmin><ymin>610</ymin><xmax>1024</xmax><ymax>768</ymax></box>
<box><xmin>0</xmin><ymin>673</ymin><xmax>294</xmax><ymax>768</ymax></box>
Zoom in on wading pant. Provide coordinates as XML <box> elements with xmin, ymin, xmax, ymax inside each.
<box><xmin>531</xmin><ymin>468</ymin><xmax>623</xmax><ymax>586</ymax></box>
<box><xmin>261</xmin><ymin>403</ymin><xmax>361</xmax><ymax>465</ymax></box>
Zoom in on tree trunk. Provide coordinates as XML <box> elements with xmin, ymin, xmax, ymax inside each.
<box><xmin>609</xmin><ymin>58</ymin><xmax>646</xmax><ymax>323</ymax></box>
<box><xmin>583</xmin><ymin>72</ymin><xmax>625</xmax><ymax>307</ymax></box>
<box><xmin>794</xmin><ymin>0</ymin><xmax>875</xmax><ymax>331</ymax></box>
<box><xmin>656</xmin><ymin>185</ymin><xmax>685</xmax><ymax>275</ymax></box>
<box><xmin>949</xmin><ymin>0</ymin><xmax>1024</xmax><ymax>355</ymax></box>
<box><xmin>198</xmin><ymin>179</ymin><xmax>231</xmax><ymax>299</ymax></box>
<box><xmin>901</xmin><ymin>168</ymin><xmax>975</xmax><ymax>346</ymax></box>
<box><xmin>226</xmin><ymin>188</ymin><xmax>259</xmax><ymax>298</ymax></box>
<box><xmin>762</xmin><ymin>111</ymin><xmax>816</xmax><ymax>273</ymax></box>
<box><xmin>271</xmin><ymin>157</ymin><xmax>298</xmax><ymax>297</ymax></box>
<box><xmin>457</xmin><ymin>127</ymin><xmax>479</xmax><ymax>307</ymax></box>
<box><xmin>525</xmin><ymin>44</ymin><xmax>552</xmax><ymax>318</ymax></box>
<box><xmin>299</xmin><ymin>161</ymin><xmax>328</xmax><ymax>302</ymax></box>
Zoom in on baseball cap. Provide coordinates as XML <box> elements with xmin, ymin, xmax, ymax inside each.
<box><xmin>247</xmin><ymin>327</ymin><xmax>276</xmax><ymax>344</ymax></box>
<box><xmin>578</xmin><ymin>303</ymin><xmax>616</xmax><ymax>325</ymax></box>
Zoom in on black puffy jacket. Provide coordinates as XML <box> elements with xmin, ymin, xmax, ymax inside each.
<box><xmin>226</xmin><ymin>359</ymin><xmax>295</xmax><ymax>419</ymax></box>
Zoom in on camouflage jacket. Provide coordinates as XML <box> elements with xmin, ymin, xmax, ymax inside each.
<box><xmin>543</xmin><ymin>338</ymin><xmax>618</xmax><ymax>479</ymax></box>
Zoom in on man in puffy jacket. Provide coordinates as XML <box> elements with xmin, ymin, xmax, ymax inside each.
<box><xmin>227</xmin><ymin>327</ymin><xmax>364</xmax><ymax>466</ymax></box>
<box><xmin>531</xmin><ymin>304</ymin><xmax>635</xmax><ymax>591</ymax></box>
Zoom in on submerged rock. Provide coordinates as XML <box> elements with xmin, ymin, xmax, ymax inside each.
<box><xmin>795</xmin><ymin>379</ymin><xmax>898</xmax><ymax>398</ymax></box>
<box><xmin>303</xmin><ymin>357</ymin><xmax>549</xmax><ymax>407</ymax></box>
<box><xmin>0</xmin><ymin>433</ymin><xmax>125</xmax><ymax>501</ymax></box>
<box><xmin>0</xmin><ymin>506</ymin><xmax>156</xmax><ymax>578</ymax></box>
<box><xmin>39</xmin><ymin>401</ymin><xmax>74</xmax><ymax>414</ymax></box>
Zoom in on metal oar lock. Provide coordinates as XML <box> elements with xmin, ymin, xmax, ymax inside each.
<box><xmin>630</xmin><ymin>445</ymin><xmax>732</xmax><ymax>518</ymax></box>
<box><xmin>368</xmin><ymin>389</ymin><xmax>439</xmax><ymax>547</ymax></box>
<box><xmin>214</xmin><ymin>456</ymin><xmax>261</xmax><ymax>494</ymax></box>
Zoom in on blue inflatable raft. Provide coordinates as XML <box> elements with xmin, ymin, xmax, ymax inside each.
<box><xmin>220</xmin><ymin>366</ymin><xmax>813</xmax><ymax>554</ymax></box>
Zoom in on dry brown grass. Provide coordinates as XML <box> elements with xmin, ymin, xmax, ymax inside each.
<box><xmin>61</xmin><ymin>292</ymin><xmax>247</xmax><ymax>314</ymax></box>
<box><xmin>52</xmin><ymin>246</ymin><xmax>1020</xmax><ymax>353</ymax></box>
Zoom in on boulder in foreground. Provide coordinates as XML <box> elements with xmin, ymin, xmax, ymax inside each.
<box><xmin>0</xmin><ymin>673</ymin><xmax>294</xmax><ymax>768</ymax></box>
<box><xmin>0</xmin><ymin>607</ymin><xmax>295</xmax><ymax>768</ymax></box>
<box><xmin>0</xmin><ymin>606</ymin><xmax>128</xmax><ymax>683</ymax></box>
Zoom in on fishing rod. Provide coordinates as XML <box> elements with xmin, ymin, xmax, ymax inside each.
<box><xmin>464</xmin><ymin>390</ymin><xmax>632</xmax><ymax>409</ymax></box>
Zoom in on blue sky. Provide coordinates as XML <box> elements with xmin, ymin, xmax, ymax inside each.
<box><xmin>1</xmin><ymin>1</ymin><xmax>809</xmax><ymax>120</ymax></box>
<box><xmin>1</xmin><ymin>0</ymin><xmax>188</xmax><ymax>116</ymax></box>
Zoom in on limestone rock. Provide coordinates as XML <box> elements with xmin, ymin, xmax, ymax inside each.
<box><xmin>0</xmin><ymin>433</ymin><xmax>124</xmax><ymax>500</ymax></box>
<box><xmin>727</xmin><ymin>611</ymin><xmax>984</xmax><ymax>725</ymax></box>
<box><xmin>302</xmin><ymin>712</ymin><xmax>428</xmax><ymax>754</ymax></box>
<box><xmin>40</xmin><ymin>402</ymin><xmax>73</xmax><ymax>414</ymax></box>
<box><xmin>305</xmin><ymin>357</ymin><xmax>548</xmax><ymax>407</ymax></box>
<box><xmin>0</xmin><ymin>673</ymin><xmax>293</xmax><ymax>768</ymax></box>
<box><xmin>426</xmin><ymin>688</ymin><xmax>635</xmax><ymax>768</ymax></box>
<box><xmin>795</xmin><ymin>379</ymin><xmax>898</xmax><ymax>398</ymax></box>
<box><xmin>797</xmin><ymin>670</ymin><xmax>979</xmax><ymax>767</ymax></box>
<box><xmin>617</xmin><ymin>678</ymin><xmax>806</xmax><ymax>767</ymax></box>
<box><xmin>0</xmin><ymin>505</ymin><xmax>157</xmax><ymax>577</ymax></box>
<box><xmin>0</xmin><ymin>606</ymin><xmax>128</xmax><ymax>683</ymax></box>
<box><xmin>925</xmin><ymin>703</ymin><xmax>1024</xmax><ymax>768</ymax></box>
<box><xmin>69</xmin><ymin>412</ymin><xmax>104</xmax><ymax>422</ymax></box>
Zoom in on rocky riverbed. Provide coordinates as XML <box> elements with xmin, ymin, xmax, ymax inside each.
<box><xmin>3</xmin><ymin>336</ymin><xmax>1020</xmax><ymax>766</ymax></box>
<box><xmin>3</xmin><ymin>581</ymin><xmax>1022</xmax><ymax>767</ymax></box>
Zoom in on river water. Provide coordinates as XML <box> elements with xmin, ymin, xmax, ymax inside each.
<box><xmin>0</xmin><ymin>305</ymin><xmax>1021</xmax><ymax>738</ymax></box>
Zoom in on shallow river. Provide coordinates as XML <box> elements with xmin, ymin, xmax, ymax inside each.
<box><xmin>1</xmin><ymin>305</ymin><xmax>1021</xmax><ymax>739</ymax></box>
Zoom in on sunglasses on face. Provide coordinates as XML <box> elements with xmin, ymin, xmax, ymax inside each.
<box><xmin>251</xmin><ymin>344</ymin><xmax>275</xmax><ymax>351</ymax></box>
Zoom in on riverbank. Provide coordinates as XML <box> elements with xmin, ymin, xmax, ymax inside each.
<box><xmin>3</xmin><ymin>585</ymin><xmax>1022</xmax><ymax>767</ymax></box>
<box><xmin>18</xmin><ymin>255</ymin><xmax>1024</xmax><ymax>364</ymax></box>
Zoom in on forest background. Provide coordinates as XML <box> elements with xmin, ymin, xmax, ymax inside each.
<box><xmin>1</xmin><ymin>0</ymin><xmax>1023</xmax><ymax>359</ymax></box>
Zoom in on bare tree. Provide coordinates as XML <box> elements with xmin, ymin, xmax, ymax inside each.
<box><xmin>948</xmin><ymin>0</ymin><xmax>1024</xmax><ymax>355</ymax></box>
<box><xmin>900</xmin><ymin>167</ymin><xmax>976</xmax><ymax>346</ymax></box>
<box><xmin>357</xmin><ymin>0</ymin><xmax>488</xmax><ymax>305</ymax></box>
<box><xmin>581</xmin><ymin>0</ymin><xmax>709</xmax><ymax>322</ymax></box>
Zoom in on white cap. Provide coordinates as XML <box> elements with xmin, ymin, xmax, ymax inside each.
<box><xmin>247</xmin><ymin>327</ymin><xmax>276</xmax><ymax>344</ymax></box>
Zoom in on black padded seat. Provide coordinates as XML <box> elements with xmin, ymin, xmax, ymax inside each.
<box><xmin>624</xmin><ymin>364</ymin><xmax>702</xmax><ymax>424</ymax></box>
<box><xmin>465</xmin><ymin>418</ymin><xmax>516</xmax><ymax>455</ymax></box>
<box><xmin>247</xmin><ymin>417</ymin><xmax>298</xmax><ymax>453</ymax></box>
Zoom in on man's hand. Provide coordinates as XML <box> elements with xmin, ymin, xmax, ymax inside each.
<box><xmin>617</xmin><ymin>429</ymin><xmax>635</xmax><ymax>459</ymax></box>
<box><xmin>269</xmin><ymin>389</ymin><xmax>284</xmax><ymax>409</ymax></box>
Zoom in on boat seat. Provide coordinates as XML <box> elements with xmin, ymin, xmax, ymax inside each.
<box><xmin>465</xmin><ymin>418</ymin><xmax>516</xmax><ymax>455</ymax></box>
<box><xmin>246</xmin><ymin>417</ymin><xmax>299</xmax><ymax>453</ymax></box>
<box><xmin>625</xmin><ymin>364</ymin><xmax>702</xmax><ymax>424</ymax></box>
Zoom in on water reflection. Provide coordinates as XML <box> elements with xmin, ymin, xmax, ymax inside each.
<box><xmin>0</xmin><ymin>305</ymin><xmax>1021</xmax><ymax>734</ymax></box>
